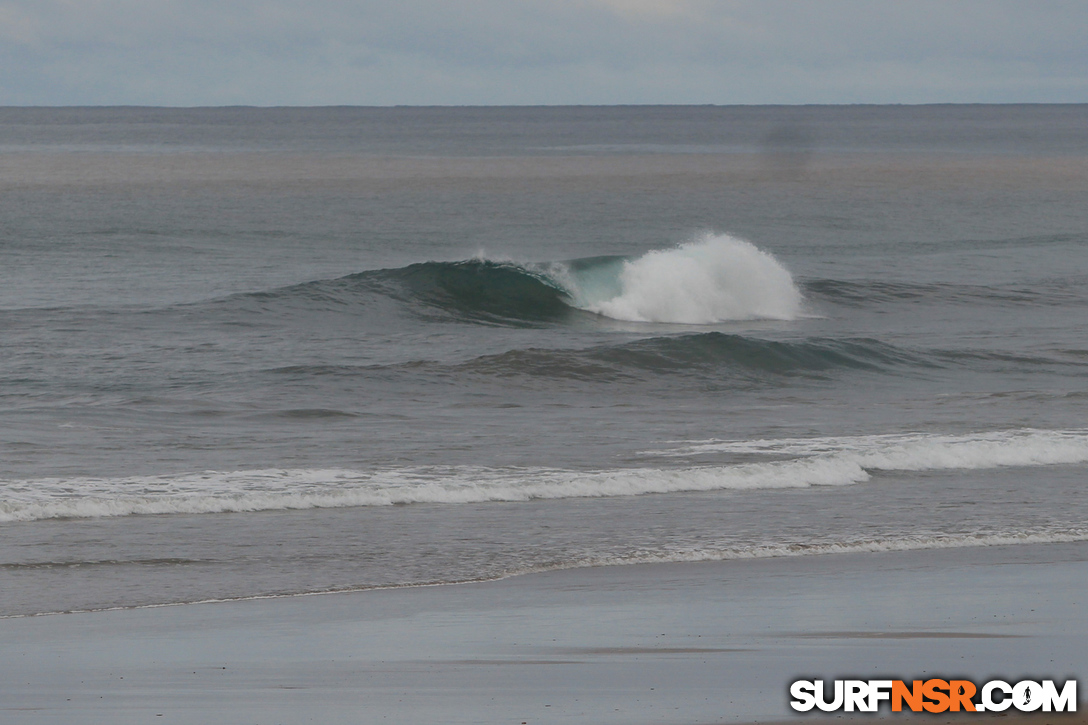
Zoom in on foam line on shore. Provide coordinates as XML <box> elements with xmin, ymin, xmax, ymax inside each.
<box><xmin>5</xmin><ymin>528</ymin><xmax>1086</xmax><ymax>619</ymax></box>
<box><xmin>3</xmin><ymin>428</ymin><xmax>1087</xmax><ymax>522</ymax></box>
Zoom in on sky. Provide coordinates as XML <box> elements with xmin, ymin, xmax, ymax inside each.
<box><xmin>1</xmin><ymin>0</ymin><xmax>1087</xmax><ymax>106</ymax></box>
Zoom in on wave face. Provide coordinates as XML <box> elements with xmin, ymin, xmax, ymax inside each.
<box><xmin>365</xmin><ymin>259</ymin><xmax>575</xmax><ymax>323</ymax></box>
<box><xmin>4</xmin><ymin>429</ymin><xmax>1085</xmax><ymax>523</ymax></box>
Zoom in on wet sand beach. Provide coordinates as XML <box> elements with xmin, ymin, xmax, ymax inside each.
<box><xmin>4</xmin><ymin>542</ymin><xmax>1085</xmax><ymax>724</ymax></box>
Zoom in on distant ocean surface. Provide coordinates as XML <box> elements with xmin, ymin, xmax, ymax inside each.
<box><xmin>2</xmin><ymin>105</ymin><xmax>1087</xmax><ymax>616</ymax></box>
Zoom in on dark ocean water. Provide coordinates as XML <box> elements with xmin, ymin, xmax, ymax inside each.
<box><xmin>2</xmin><ymin>105</ymin><xmax>1087</xmax><ymax>616</ymax></box>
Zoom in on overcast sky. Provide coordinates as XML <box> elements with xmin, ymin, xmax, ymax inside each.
<box><xmin>2</xmin><ymin>0</ymin><xmax>1086</xmax><ymax>106</ymax></box>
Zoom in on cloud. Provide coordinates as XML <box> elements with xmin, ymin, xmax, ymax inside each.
<box><xmin>1</xmin><ymin>0</ymin><xmax>1086</xmax><ymax>105</ymax></box>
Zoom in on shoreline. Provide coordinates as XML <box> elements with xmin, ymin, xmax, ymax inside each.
<box><xmin>5</xmin><ymin>527</ymin><xmax>1088</xmax><ymax>619</ymax></box>
<box><xmin>5</xmin><ymin>541</ymin><xmax>1087</xmax><ymax>723</ymax></box>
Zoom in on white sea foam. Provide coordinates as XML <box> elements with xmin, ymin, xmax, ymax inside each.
<box><xmin>643</xmin><ymin>428</ymin><xmax>1088</xmax><ymax>469</ymax></box>
<box><xmin>2</xmin><ymin>428</ymin><xmax>1087</xmax><ymax>522</ymax></box>
<box><xmin>0</xmin><ymin>460</ymin><xmax>864</xmax><ymax>522</ymax></box>
<box><xmin>539</xmin><ymin>529</ymin><xmax>1088</xmax><ymax>571</ymax></box>
<box><xmin>566</xmin><ymin>233</ymin><xmax>802</xmax><ymax>323</ymax></box>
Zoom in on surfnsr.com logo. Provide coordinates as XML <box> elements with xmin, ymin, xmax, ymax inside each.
<box><xmin>790</xmin><ymin>679</ymin><xmax>1077</xmax><ymax>713</ymax></box>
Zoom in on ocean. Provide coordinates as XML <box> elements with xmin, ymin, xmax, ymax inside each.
<box><xmin>2</xmin><ymin>105</ymin><xmax>1087</xmax><ymax>617</ymax></box>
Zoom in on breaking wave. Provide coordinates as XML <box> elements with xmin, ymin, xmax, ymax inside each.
<box><xmin>3</xmin><ymin>428</ymin><xmax>1087</xmax><ymax>523</ymax></box>
<box><xmin>554</xmin><ymin>233</ymin><xmax>802</xmax><ymax>322</ymax></box>
<box><xmin>228</xmin><ymin>233</ymin><xmax>802</xmax><ymax>325</ymax></box>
